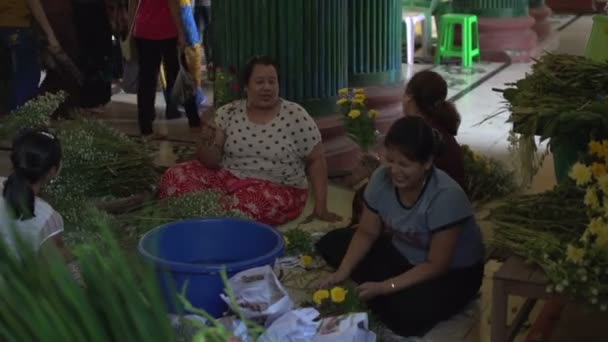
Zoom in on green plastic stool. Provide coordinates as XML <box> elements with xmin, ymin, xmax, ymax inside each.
<box><xmin>585</xmin><ymin>15</ymin><xmax>608</xmax><ymax>63</ymax></box>
<box><xmin>435</xmin><ymin>13</ymin><xmax>480</xmax><ymax>68</ymax></box>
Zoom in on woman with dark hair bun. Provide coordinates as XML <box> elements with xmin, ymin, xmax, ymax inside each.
<box><xmin>159</xmin><ymin>55</ymin><xmax>340</xmax><ymax>226</ymax></box>
<box><xmin>403</xmin><ymin>69</ymin><xmax>464</xmax><ymax>187</ymax></box>
<box><xmin>316</xmin><ymin>116</ymin><xmax>484</xmax><ymax>338</ymax></box>
<box><xmin>0</xmin><ymin>128</ymin><xmax>68</xmax><ymax>257</ymax></box>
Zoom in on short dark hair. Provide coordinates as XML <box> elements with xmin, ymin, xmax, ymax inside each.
<box><xmin>384</xmin><ymin>116</ymin><xmax>442</xmax><ymax>163</ymax></box>
<box><xmin>241</xmin><ymin>55</ymin><xmax>280</xmax><ymax>87</ymax></box>
<box><xmin>405</xmin><ymin>70</ymin><xmax>461</xmax><ymax>135</ymax></box>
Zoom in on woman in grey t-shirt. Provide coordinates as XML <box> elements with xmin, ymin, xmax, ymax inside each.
<box><xmin>316</xmin><ymin>116</ymin><xmax>484</xmax><ymax>338</ymax></box>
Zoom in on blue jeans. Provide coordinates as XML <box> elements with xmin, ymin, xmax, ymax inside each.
<box><xmin>0</xmin><ymin>27</ymin><xmax>41</xmax><ymax>113</ymax></box>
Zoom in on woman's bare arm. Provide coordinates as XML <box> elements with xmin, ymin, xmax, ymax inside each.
<box><xmin>25</xmin><ymin>0</ymin><xmax>59</xmax><ymax>48</ymax></box>
<box><xmin>196</xmin><ymin>118</ymin><xmax>225</xmax><ymax>169</ymax></box>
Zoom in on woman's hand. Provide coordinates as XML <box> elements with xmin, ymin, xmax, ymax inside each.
<box><xmin>316</xmin><ymin>270</ymin><xmax>349</xmax><ymax>289</ymax></box>
<box><xmin>356</xmin><ymin>281</ymin><xmax>390</xmax><ymax>301</ymax></box>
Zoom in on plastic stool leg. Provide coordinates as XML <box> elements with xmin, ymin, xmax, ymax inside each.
<box><xmin>463</xmin><ymin>19</ymin><xmax>472</xmax><ymax>68</ymax></box>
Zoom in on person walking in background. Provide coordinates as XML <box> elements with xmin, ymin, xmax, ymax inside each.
<box><xmin>129</xmin><ymin>0</ymin><xmax>202</xmax><ymax>138</ymax></box>
<box><xmin>39</xmin><ymin>0</ymin><xmax>82</xmax><ymax>118</ymax></box>
<box><xmin>72</xmin><ymin>0</ymin><xmax>113</xmax><ymax>113</ymax></box>
<box><xmin>0</xmin><ymin>0</ymin><xmax>61</xmax><ymax>113</ymax></box>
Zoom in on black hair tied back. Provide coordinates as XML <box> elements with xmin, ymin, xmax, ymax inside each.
<box><xmin>3</xmin><ymin>128</ymin><xmax>62</xmax><ymax>220</ymax></box>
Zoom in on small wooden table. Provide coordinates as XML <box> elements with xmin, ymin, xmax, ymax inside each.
<box><xmin>491</xmin><ymin>256</ymin><xmax>555</xmax><ymax>342</ymax></box>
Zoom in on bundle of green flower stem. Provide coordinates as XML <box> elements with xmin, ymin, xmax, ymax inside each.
<box><xmin>0</xmin><ymin>223</ymin><xmax>264</xmax><ymax>342</ymax></box>
<box><xmin>0</xmin><ymin>92</ymin><xmax>63</xmax><ymax>140</ymax></box>
<box><xmin>117</xmin><ymin>192</ymin><xmax>247</xmax><ymax>249</ymax></box>
<box><xmin>499</xmin><ymin>54</ymin><xmax>608</xmax><ymax>183</ymax></box>
<box><xmin>461</xmin><ymin>145</ymin><xmax>517</xmax><ymax>204</ymax></box>
<box><xmin>489</xmin><ymin>183</ymin><xmax>587</xmax><ymax>261</ymax></box>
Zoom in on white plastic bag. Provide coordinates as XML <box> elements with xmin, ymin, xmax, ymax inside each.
<box><xmin>313</xmin><ymin>313</ymin><xmax>376</xmax><ymax>342</ymax></box>
<box><xmin>220</xmin><ymin>265</ymin><xmax>294</xmax><ymax>325</ymax></box>
<box><xmin>259</xmin><ymin>308</ymin><xmax>321</xmax><ymax>342</ymax></box>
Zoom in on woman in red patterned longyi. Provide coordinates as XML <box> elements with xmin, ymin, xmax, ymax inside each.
<box><xmin>159</xmin><ymin>55</ymin><xmax>341</xmax><ymax>226</ymax></box>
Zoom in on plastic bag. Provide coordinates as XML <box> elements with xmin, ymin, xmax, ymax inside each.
<box><xmin>171</xmin><ymin>53</ymin><xmax>197</xmax><ymax>106</ymax></box>
<box><xmin>259</xmin><ymin>308</ymin><xmax>320</xmax><ymax>342</ymax></box>
<box><xmin>313</xmin><ymin>313</ymin><xmax>376</xmax><ymax>342</ymax></box>
<box><xmin>220</xmin><ymin>265</ymin><xmax>294</xmax><ymax>325</ymax></box>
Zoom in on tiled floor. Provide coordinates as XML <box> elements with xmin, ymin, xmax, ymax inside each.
<box><xmin>1</xmin><ymin>13</ymin><xmax>604</xmax><ymax>342</ymax></box>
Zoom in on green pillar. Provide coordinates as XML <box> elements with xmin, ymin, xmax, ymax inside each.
<box><xmin>212</xmin><ymin>0</ymin><xmax>348</xmax><ymax>116</ymax></box>
<box><xmin>347</xmin><ymin>0</ymin><xmax>403</xmax><ymax>87</ymax></box>
<box><xmin>451</xmin><ymin>0</ymin><xmax>530</xmax><ymax>17</ymax></box>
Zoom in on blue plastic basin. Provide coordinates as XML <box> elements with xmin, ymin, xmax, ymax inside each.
<box><xmin>138</xmin><ymin>218</ymin><xmax>285</xmax><ymax>317</ymax></box>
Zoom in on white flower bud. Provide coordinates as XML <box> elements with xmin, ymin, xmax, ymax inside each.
<box><xmin>590</xmin><ymin>297</ymin><xmax>598</xmax><ymax>305</ymax></box>
<box><xmin>591</xmin><ymin>288</ymin><xmax>599</xmax><ymax>296</ymax></box>
<box><xmin>562</xmin><ymin>280</ymin><xmax>569</xmax><ymax>287</ymax></box>
<box><xmin>556</xmin><ymin>284</ymin><xmax>564</xmax><ymax>293</ymax></box>
<box><xmin>546</xmin><ymin>285</ymin><xmax>554</xmax><ymax>294</ymax></box>
<box><xmin>582</xmin><ymin>275</ymin><xmax>588</xmax><ymax>282</ymax></box>
<box><xmin>601</xmin><ymin>304</ymin><xmax>607</xmax><ymax>312</ymax></box>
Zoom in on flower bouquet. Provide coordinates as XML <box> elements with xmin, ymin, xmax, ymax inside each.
<box><xmin>213</xmin><ymin>66</ymin><xmax>241</xmax><ymax>109</ymax></box>
<box><xmin>336</xmin><ymin>88</ymin><xmax>381</xmax><ymax>187</ymax></box>
<box><xmin>309</xmin><ymin>286</ymin><xmax>364</xmax><ymax>318</ymax></box>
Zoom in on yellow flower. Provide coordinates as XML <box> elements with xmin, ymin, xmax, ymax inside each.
<box><xmin>354</xmin><ymin>88</ymin><xmax>365</xmax><ymax>94</ymax></box>
<box><xmin>598</xmin><ymin>175</ymin><xmax>608</xmax><ymax>194</ymax></box>
<box><xmin>589</xmin><ymin>141</ymin><xmax>604</xmax><ymax>157</ymax></box>
<box><xmin>300</xmin><ymin>255</ymin><xmax>313</xmax><ymax>267</ymax></box>
<box><xmin>313</xmin><ymin>289</ymin><xmax>330</xmax><ymax>305</ymax></box>
<box><xmin>354</xmin><ymin>94</ymin><xmax>366</xmax><ymax>102</ymax></box>
<box><xmin>569</xmin><ymin>163</ymin><xmax>592</xmax><ymax>186</ymax></box>
<box><xmin>284</xmin><ymin>236</ymin><xmax>290</xmax><ymax>246</ymax></box>
<box><xmin>588</xmin><ymin>217</ymin><xmax>605</xmax><ymax>235</ymax></box>
<box><xmin>330</xmin><ymin>287</ymin><xmax>348</xmax><ymax>303</ymax></box>
<box><xmin>592</xmin><ymin>162</ymin><xmax>607</xmax><ymax>178</ymax></box>
<box><xmin>566</xmin><ymin>244</ymin><xmax>585</xmax><ymax>265</ymax></box>
<box><xmin>585</xmin><ymin>187</ymin><xmax>600</xmax><ymax>209</ymax></box>
<box><xmin>352</xmin><ymin>99</ymin><xmax>365</xmax><ymax>106</ymax></box>
<box><xmin>338</xmin><ymin>88</ymin><xmax>349</xmax><ymax>96</ymax></box>
<box><xmin>337</xmin><ymin>98</ymin><xmax>349</xmax><ymax>105</ymax></box>
<box><xmin>348</xmin><ymin>110</ymin><xmax>361</xmax><ymax>119</ymax></box>
<box><xmin>596</xmin><ymin>230</ymin><xmax>608</xmax><ymax>249</ymax></box>
<box><xmin>368</xmin><ymin>109</ymin><xmax>380</xmax><ymax>119</ymax></box>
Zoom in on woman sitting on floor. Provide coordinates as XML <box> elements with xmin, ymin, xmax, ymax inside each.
<box><xmin>159</xmin><ymin>55</ymin><xmax>340</xmax><ymax>226</ymax></box>
<box><xmin>350</xmin><ymin>69</ymin><xmax>465</xmax><ymax>225</ymax></box>
<box><xmin>316</xmin><ymin>116</ymin><xmax>484</xmax><ymax>338</ymax></box>
<box><xmin>0</xmin><ymin>129</ymin><xmax>69</xmax><ymax>259</ymax></box>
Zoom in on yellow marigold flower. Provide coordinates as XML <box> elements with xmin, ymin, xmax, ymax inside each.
<box><xmin>566</xmin><ymin>244</ymin><xmax>585</xmax><ymax>265</ymax></box>
<box><xmin>354</xmin><ymin>94</ymin><xmax>366</xmax><ymax>101</ymax></box>
<box><xmin>589</xmin><ymin>141</ymin><xmax>604</xmax><ymax>157</ymax></box>
<box><xmin>588</xmin><ymin>217</ymin><xmax>605</xmax><ymax>235</ymax></box>
<box><xmin>300</xmin><ymin>255</ymin><xmax>313</xmax><ymax>267</ymax></box>
<box><xmin>368</xmin><ymin>109</ymin><xmax>380</xmax><ymax>119</ymax></box>
<box><xmin>354</xmin><ymin>88</ymin><xmax>365</xmax><ymax>94</ymax></box>
<box><xmin>585</xmin><ymin>187</ymin><xmax>600</xmax><ymax>209</ymax></box>
<box><xmin>352</xmin><ymin>99</ymin><xmax>365</xmax><ymax>106</ymax></box>
<box><xmin>337</xmin><ymin>98</ymin><xmax>349</xmax><ymax>105</ymax></box>
<box><xmin>348</xmin><ymin>109</ymin><xmax>361</xmax><ymax>119</ymax></box>
<box><xmin>598</xmin><ymin>175</ymin><xmax>608</xmax><ymax>194</ymax></box>
<box><xmin>330</xmin><ymin>287</ymin><xmax>348</xmax><ymax>303</ymax></box>
<box><xmin>338</xmin><ymin>88</ymin><xmax>349</xmax><ymax>96</ymax></box>
<box><xmin>592</xmin><ymin>162</ymin><xmax>607</xmax><ymax>178</ymax></box>
<box><xmin>569</xmin><ymin>163</ymin><xmax>592</xmax><ymax>186</ymax></box>
<box><xmin>313</xmin><ymin>289</ymin><xmax>330</xmax><ymax>305</ymax></box>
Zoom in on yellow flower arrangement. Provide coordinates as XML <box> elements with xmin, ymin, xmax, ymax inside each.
<box><xmin>313</xmin><ymin>289</ymin><xmax>330</xmax><ymax>305</ymax></box>
<box><xmin>337</xmin><ymin>88</ymin><xmax>379</xmax><ymax>152</ymax></box>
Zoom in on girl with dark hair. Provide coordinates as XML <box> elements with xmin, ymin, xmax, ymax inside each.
<box><xmin>159</xmin><ymin>55</ymin><xmax>340</xmax><ymax>226</ymax></box>
<box><xmin>316</xmin><ymin>116</ymin><xmax>484</xmax><ymax>338</ymax></box>
<box><xmin>0</xmin><ymin>129</ymin><xmax>67</xmax><ymax>257</ymax></box>
<box><xmin>403</xmin><ymin>69</ymin><xmax>465</xmax><ymax>187</ymax></box>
